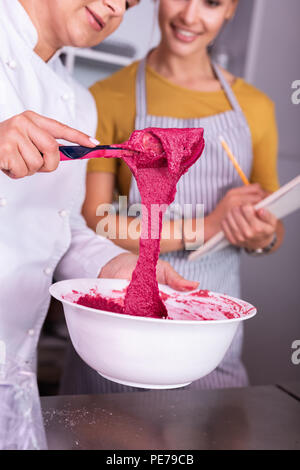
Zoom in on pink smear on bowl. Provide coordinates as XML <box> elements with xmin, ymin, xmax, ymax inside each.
<box><xmin>63</xmin><ymin>287</ymin><xmax>254</xmax><ymax>322</ymax></box>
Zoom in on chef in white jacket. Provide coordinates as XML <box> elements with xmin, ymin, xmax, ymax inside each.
<box><xmin>0</xmin><ymin>0</ymin><xmax>197</xmax><ymax>370</ymax></box>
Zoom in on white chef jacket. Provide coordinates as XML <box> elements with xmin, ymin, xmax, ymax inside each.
<box><xmin>0</xmin><ymin>0</ymin><xmax>126</xmax><ymax>366</ymax></box>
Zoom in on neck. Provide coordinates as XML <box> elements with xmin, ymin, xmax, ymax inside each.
<box><xmin>147</xmin><ymin>42</ymin><xmax>214</xmax><ymax>84</ymax></box>
<box><xmin>19</xmin><ymin>0</ymin><xmax>61</xmax><ymax>61</ymax></box>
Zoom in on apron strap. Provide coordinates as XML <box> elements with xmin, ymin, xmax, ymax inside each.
<box><xmin>211</xmin><ymin>61</ymin><xmax>244</xmax><ymax>114</ymax></box>
<box><xmin>136</xmin><ymin>58</ymin><xmax>245</xmax><ymax>118</ymax></box>
<box><xmin>135</xmin><ymin>58</ymin><xmax>148</xmax><ymax>118</ymax></box>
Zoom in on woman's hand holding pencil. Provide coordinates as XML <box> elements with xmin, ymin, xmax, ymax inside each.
<box><xmin>206</xmin><ymin>184</ymin><xmax>267</xmax><ymax>235</ymax></box>
<box><xmin>215</xmin><ymin>136</ymin><xmax>278</xmax><ymax>250</ymax></box>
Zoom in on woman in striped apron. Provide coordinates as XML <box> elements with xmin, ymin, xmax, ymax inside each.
<box><xmin>60</xmin><ymin>0</ymin><xmax>283</xmax><ymax>394</ymax></box>
<box><xmin>129</xmin><ymin>58</ymin><xmax>252</xmax><ymax>389</ymax></box>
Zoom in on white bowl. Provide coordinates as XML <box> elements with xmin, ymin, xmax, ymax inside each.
<box><xmin>49</xmin><ymin>279</ymin><xmax>257</xmax><ymax>389</ymax></box>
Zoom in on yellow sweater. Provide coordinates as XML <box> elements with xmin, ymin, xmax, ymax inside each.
<box><xmin>88</xmin><ymin>61</ymin><xmax>279</xmax><ymax>196</ymax></box>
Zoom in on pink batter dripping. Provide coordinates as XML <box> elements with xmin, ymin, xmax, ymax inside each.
<box><xmin>119</xmin><ymin>128</ymin><xmax>205</xmax><ymax>318</ymax></box>
<box><xmin>76</xmin><ymin>128</ymin><xmax>204</xmax><ymax>319</ymax></box>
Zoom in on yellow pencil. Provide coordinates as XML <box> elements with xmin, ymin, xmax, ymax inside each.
<box><xmin>219</xmin><ymin>136</ymin><xmax>250</xmax><ymax>186</ymax></box>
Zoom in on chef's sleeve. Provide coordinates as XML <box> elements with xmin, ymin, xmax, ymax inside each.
<box><xmin>54</xmin><ymin>210</ymin><xmax>127</xmax><ymax>280</ymax></box>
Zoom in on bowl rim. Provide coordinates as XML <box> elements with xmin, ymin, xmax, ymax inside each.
<box><xmin>49</xmin><ymin>279</ymin><xmax>257</xmax><ymax>326</ymax></box>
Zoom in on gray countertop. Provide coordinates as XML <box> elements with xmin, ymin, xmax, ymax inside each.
<box><xmin>41</xmin><ymin>384</ymin><xmax>300</xmax><ymax>450</ymax></box>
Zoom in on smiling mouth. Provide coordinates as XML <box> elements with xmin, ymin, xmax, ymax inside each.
<box><xmin>85</xmin><ymin>6</ymin><xmax>105</xmax><ymax>31</ymax></box>
<box><xmin>171</xmin><ymin>23</ymin><xmax>201</xmax><ymax>39</ymax></box>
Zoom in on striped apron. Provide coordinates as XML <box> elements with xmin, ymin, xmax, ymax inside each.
<box><xmin>60</xmin><ymin>59</ymin><xmax>253</xmax><ymax>395</ymax></box>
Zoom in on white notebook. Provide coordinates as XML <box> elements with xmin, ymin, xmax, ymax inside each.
<box><xmin>188</xmin><ymin>175</ymin><xmax>300</xmax><ymax>262</ymax></box>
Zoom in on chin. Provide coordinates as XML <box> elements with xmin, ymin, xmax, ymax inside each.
<box><xmin>169</xmin><ymin>44</ymin><xmax>198</xmax><ymax>59</ymax></box>
<box><xmin>67</xmin><ymin>29</ymin><xmax>101</xmax><ymax>48</ymax></box>
<box><xmin>70</xmin><ymin>27</ymin><xmax>120</xmax><ymax>49</ymax></box>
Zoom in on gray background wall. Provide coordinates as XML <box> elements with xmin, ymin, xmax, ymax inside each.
<box><xmin>241</xmin><ymin>0</ymin><xmax>300</xmax><ymax>384</ymax></box>
<box><xmin>73</xmin><ymin>0</ymin><xmax>300</xmax><ymax>385</ymax></box>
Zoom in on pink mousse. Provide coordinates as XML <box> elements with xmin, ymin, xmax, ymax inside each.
<box><xmin>64</xmin><ymin>288</ymin><xmax>254</xmax><ymax>321</ymax></box>
<box><xmin>119</xmin><ymin>128</ymin><xmax>205</xmax><ymax>318</ymax></box>
<box><xmin>69</xmin><ymin>128</ymin><xmax>205</xmax><ymax>319</ymax></box>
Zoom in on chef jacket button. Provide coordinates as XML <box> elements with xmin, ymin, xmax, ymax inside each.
<box><xmin>44</xmin><ymin>267</ymin><xmax>52</xmax><ymax>276</ymax></box>
<box><xmin>27</xmin><ymin>329</ymin><xmax>35</xmax><ymax>337</ymax></box>
<box><xmin>59</xmin><ymin>209</ymin><xmax>68</xmax><ymax>218</ymax></box>
<box><xmin>61</xmin><ymin>92</ymin><xmax>70</xmax><ymax>101</ymax></box>
<box><xmin>0</xmin><ymin>197</ymin><xmax>7</xmax><ymax>207</ymax></box>
<box><xmin>6</xmin><ymin>59</ymin><xmax>17</xmax><ymax>70</ymax></box>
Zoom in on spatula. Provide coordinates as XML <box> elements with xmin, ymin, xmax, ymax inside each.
<box><xmin>59</xmin><ymin>128</ymin><xmax>205</xmax><ymax>173</ymax></box>
<box><xmin>59</xmin><ymin>145</ymin><xmax>132</xmax><ymax>161</ymax></box>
